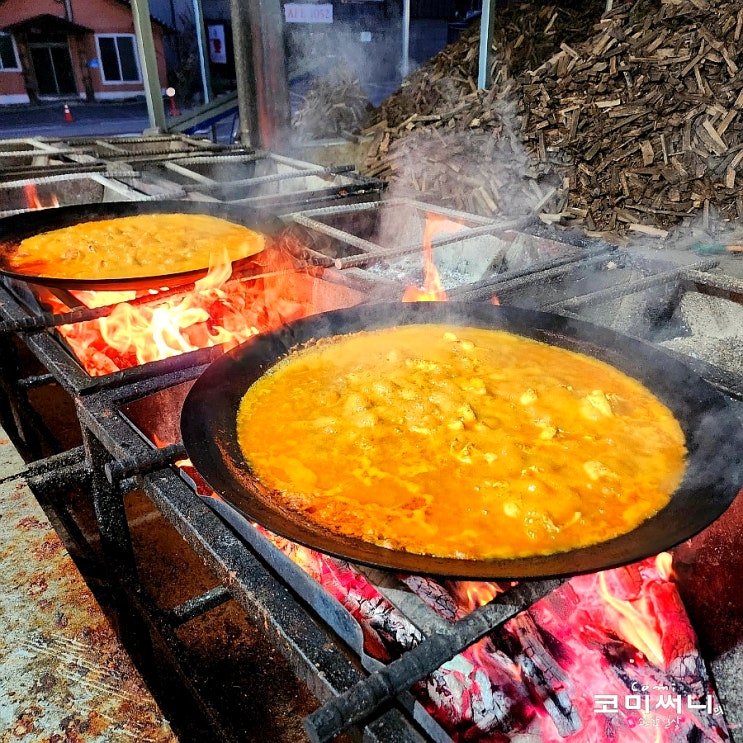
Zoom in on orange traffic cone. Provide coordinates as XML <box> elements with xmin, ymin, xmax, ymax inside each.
<box><xmin>63</xmin><ymin>103</ymin><xmax>73</xmax><ymax>123</ymax></box>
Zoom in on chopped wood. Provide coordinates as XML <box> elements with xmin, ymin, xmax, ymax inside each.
<box><xmin>354</xmin><ymin>0</ymin><xmax>743</xmax><ymax>233</ymax></box>
<box><xmin>640</xmin><ymin>141</ymin><xmax>655</xmax><ymax>165</ymax></box>
<box><xmin>292</xmin><ymin>71</ymin><xmax>371</xmax><ymax>140</ymax></box>
<box><xmin>730</xmin><ymin>149</ymin><xmax>743</xmax><ymax>169</ymax></box>
<box><xmin>701</xmin><ymin>119</ymin><xmax>728</xmax><ymax>155</ymax></box>
<box><xmin>629</xmin><ymin>223</ymin><xmax>670</xmax><ymax>238</ymax></box>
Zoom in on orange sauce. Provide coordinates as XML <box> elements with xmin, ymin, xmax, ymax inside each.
<box><xmin>236</xmin><ymin>325</ymin><xmax>686</xmax><ymax>560</ymax></box>
<box><xmin>11</xmin><ymin>213</ymin><xmax>265</xmax><ymax>281</ymax></box>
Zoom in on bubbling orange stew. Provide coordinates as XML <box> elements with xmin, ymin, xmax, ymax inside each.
<box><xmin>10</xmin><ymin>213</ymin><xmax>265</xmax><ymax>281</ymax></box>
<box><xmin>236</xmin><ymin>325</ymin><xmax>686</xmax><ymax>560</ymax></box>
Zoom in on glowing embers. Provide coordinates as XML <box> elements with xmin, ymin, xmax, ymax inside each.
<box><xmin>173</xmin><ymin>427</ymin><xmax>726</xmax><ymax>741</ymax></box>
<box><xmin>361</xmin><ymin>559</ymin><xmax>726</xmax><ymax>741</ymax></box>
<box><xmin>40</xmin><ymin>247</ymin><xmax>326</xmax><ymax>376</ymax></box>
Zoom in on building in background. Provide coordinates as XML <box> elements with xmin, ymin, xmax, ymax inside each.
<box><xmin>149</xmin><ymin>0</ymin><xmax>457</xmax><ymax>110</ymax></box>
<box><xmin>0</xmin><ymin>0</ymin><xmax>169</xmax><ymax>105</ymax></box>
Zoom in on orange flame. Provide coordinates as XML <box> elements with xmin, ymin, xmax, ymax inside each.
<box><xmin>445</xmin><ymin>580</ymin><xmax>510</xmax><ymax>614</ymax></box>
<box><xmin>597</xmin><ymin>571</ymin><xmax>665</xmax><ymax>667</ymax></box>
<box><xmin>461</xmin><ymin>581</ymin><xmax>504</xmax><ymax>609</ymax></box>
<box><xmin>44</xmin><ymin>247</ymin><xmax>319</xmax><ymax>376</ymax></box>
<box><xmin>24</xmin><ymin>184</ymin><xmax>59</xmax><ymax>210</ymax></box>
<box><xmin>655</xmin><ymin>551</ymin><xmax>674</xmax><ymax>580</ymax></box>
<box><xmin>402</xmin><ymin>214</ymin><xmax>463</xmax><ymax>302</ymax></box>
<box><xmin>491</xmin><ymin>295</ymin><xmax>500</xmax><ymax>305</ymax></box>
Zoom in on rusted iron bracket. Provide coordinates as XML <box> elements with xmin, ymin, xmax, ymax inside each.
<box><xmin>105</xmin><ymin>442</ymin><xmax>187</xmax><ymax>487</ymax></box>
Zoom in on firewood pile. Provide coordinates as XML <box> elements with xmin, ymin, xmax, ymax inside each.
<box><xmin>358</xmin><ymin>29</ymin><xmax>530</xmax><ymax>218</ymax></box>
<box><xmin>292</xmin><ymin>71</ymin><xmax>372</xmax><ymax>140</ymax></box>
<box><xmin>521</xmin><ymin>0</ymin><xmax>743</xmax><ymax>237</ymax></box>
<box><xmin>357</xmin><ymin>0</ymin><xmax>743</xmax><ymax>238</ymax></box>
<box><xmin>359</xmin><ymin>3</ymin><xmax>606</xmax><ymax>220</ymax></box>
<box><xmin>360</xmin><ymin>88</ymin><xmax>536</xmax><ymax>218</ymax></box>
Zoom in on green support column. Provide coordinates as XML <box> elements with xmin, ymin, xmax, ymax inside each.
<box><xmin>131</xmin><ymin>0</ymin><xmax>167</xmax><ymax>131</ymax></box>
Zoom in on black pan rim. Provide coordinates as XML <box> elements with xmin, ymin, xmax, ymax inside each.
<box><xmin>180</xmin><ymin>301</ymin><xmax>743</xmax><ymax>580</ymax></box>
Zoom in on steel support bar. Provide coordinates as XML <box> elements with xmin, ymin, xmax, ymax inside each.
<box><xmin>105</xmin><ymin>442</ymin><xmax>188</xmax><ymax>486</ymax></box>
<box><xmin>545</xmin><ymin>259</ymin><xmax>721</xmax><ymax>313</ymax></box>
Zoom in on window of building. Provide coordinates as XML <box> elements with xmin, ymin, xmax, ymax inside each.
<box><xmin>95</xmin><ymin>34</ymin><xmax>141</xmax><ymax>83</ymax></box>
<box><xmin>0</xmin><ymin>33</ymin><xmax>21</xmax><ymax>71</ymax></box>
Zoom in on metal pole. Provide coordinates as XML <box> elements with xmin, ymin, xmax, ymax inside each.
<box><xmin>477</xmin><ymin>0</ymin><xmax>496</xmax><ymax>90</ymax></box>
<box><xmin>249</xmin><ymin>0</ymin><xmax>291</xmax><ymax>149</ymax></box>
<box><xmin>192</xmin><ymin>0</ymin><xmax>212</xmax><ymax>105</ymax></box>
<box><xmin>229</xmin><ymin>0</ymin><xmax>291</xmax><ymax>149</ymax></box>
<box><xmin>401</xmin><ymin>0</ymin><xmax>411</xmax><ymax>80</ymax></box>
<box><xmin>131</xmin><ymin>0</ymin><xmax>167</xmax><ymax>130</ymax></box>
<box><xmin>229</xmin><ymin>0</ymin><xmax>258</xmax><ymax>146</ymax></box>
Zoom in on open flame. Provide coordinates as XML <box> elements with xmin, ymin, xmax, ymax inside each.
<box><xmin>24</xmin><ymin>184</ymin><xmax>59</xmax><ymax>210</ymax></box>
<box><xmin>452</xmin><ymin>581</ymin><xmax>509</xmax><ymax>613</ymax></box>
<box><xmin>597</xmin><ymin>569</ymin><xmax>666</xmax><ymax>668</ymax></box>
<box><xmin>402</xmin><ymin>213</ymin><xmax>463</xmax><ymax>302</ymax></box>
<box><xmin>130</xmin><ymin>213</ymin><xmax>722</xmax><ymax>741</ymax></box>
<box><xmin>655</xmin><ymin>551</ymin><xmax>674</xmax><ymax>580</ymax></box>
<box><xmin>180</xmin><ymin>439</ymin><xmax>724</xmax><ymax>741</ymax></box>
<box><xmin>43</xmin><ymin>245</ymin><xmax>320</xmax><ymax>376</ymax></box>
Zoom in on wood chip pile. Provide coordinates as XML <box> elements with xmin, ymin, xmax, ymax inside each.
<box><xmin>359</xmin><ymin>3</ymin><xmax>605</xmax><ymax>218</ymax></box>
<box><xmin>292</xmin><ymin>72</ymin><xmax>372</xmax><ymax>140</ymax></box>
<box><xmin>356</xmin><ymin>0</ymin><xmax>743</xmax><ymax>238</ymax></box>
<box><xmin>522</xmin><ymin>0</ymin><xmax>743</xmax><ymax>237</ymax></box>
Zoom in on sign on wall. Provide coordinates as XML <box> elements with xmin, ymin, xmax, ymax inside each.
<box><xmin>207</xmin><ymin>24</ymin><xmax>227</xmax><ymax>64</ymax></box>
<box><xmin>284</xmin><ymin>4</ymin><xmax>333</xmax><ymax>23</ymax></box>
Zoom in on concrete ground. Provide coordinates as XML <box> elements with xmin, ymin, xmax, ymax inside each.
<box><xmin>0</xmin><ymin>424</ymin><xmax>177</xmax><ymax>741</ymax></box>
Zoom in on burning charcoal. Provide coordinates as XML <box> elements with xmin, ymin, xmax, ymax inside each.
<box><xmin>422</xmin><ymin>647</ymin><xmax>526</xmax><ymax>736</ymax></box>
<box><xmin>347</xmin><ymin>590</ymin><xmax>425</xmax><ymax>658</ymax></box>
<box><xmin>255</xmin><ymin>527</ymin><xmax>423</xmax><ymax>661</ymax></box>
<box><xmin>505</xmin><ymin>613</ymin><xmax>582</xmax><ymax>736</ymax></box>
<box><xmin>399</xmin><ymin>574</ymin><xmax>460</xmax><ymax>622</ymax></box>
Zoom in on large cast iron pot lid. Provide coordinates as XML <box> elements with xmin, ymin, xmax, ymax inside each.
<box><xmin>180</xmin><ymin>302</ymin><xmax>743</xmax><ymax>580</ymax></box>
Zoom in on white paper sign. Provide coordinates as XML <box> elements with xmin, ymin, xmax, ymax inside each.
<box><xmin>284</xmin><ymin>3</ymin><xmax>333</xmax><ymax>24</ymax></box>
<box><xmin>208</xmin><ymin>24</ymin><xmax>227</xmax><ymax>64</ymax></box>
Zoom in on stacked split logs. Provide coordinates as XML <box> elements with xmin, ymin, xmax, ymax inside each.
<box><xmin>292</xmin><ymin>73</ymin><xmax>372</xmax><ymax>140</ymax></box>
<box><xmin>521</xmin><ymin>0</ymin><xmax>743</xmax><ymax>236</ymax></box>
<box><xmin>356</xmin><ymin>0</ymin><xmax>743</xmax><ymax>237</ymax></box>
<box><xmin>360</xmin><ymin>4</ymin><xmax>605</xmax><ymax>218</ymax></box>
